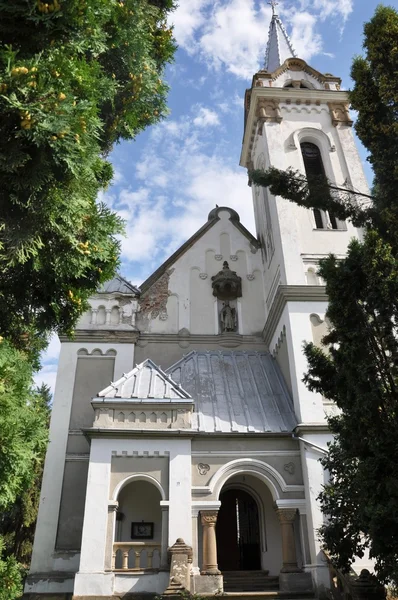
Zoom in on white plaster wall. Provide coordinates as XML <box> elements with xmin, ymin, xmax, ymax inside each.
<box><xmin>74</xmin><ymin>437</ymin><xmax>192</xmax><ymax>597</ymax></box>
<box><xmin>29</xmin><ymin>342</ymin><xmax>135</xmax><ymax>580</ymax></box>
<box><xmin>144</xmin><ymin>209</ymin><xmax>265</xmax><ymax>336</ymax></box>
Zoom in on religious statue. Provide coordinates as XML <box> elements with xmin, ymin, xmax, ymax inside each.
<box><xmin>220</xmin><ymin>301</ymin><xmax>237</xmax><ymax>333</ymax></box>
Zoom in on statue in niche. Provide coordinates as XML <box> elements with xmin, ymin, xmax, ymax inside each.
<box><xmin>220</xmin><ymin>301</ymin><xmax>237</xmax><ymax>333</ymax></box>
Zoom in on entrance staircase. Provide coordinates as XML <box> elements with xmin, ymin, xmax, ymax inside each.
<box><xmin>221</xmin><ymin>571</ymin><xmax>314</xmax><ymax>599</ymax></box>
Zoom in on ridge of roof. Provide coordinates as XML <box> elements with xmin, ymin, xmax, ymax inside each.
<box><xmin>98</xmin><ymin>273</ymin><xmax>140</xmax><ymax>296</ymax></box>
<box><xmin>97</xmin><ymin>357</ymin><xmax>192</xmax><ymax>401</ymax></box>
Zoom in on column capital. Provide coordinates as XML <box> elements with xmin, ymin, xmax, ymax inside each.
<box><xmin>108</xmin><ymin>501</ymin><xmax>119</xmax><ymax>513</ymax></box>
<box><xmin>276</xmin><ymin>508</ymin><xmax>297</xmax><ymax>524</ymax></box>
<box><xmin>200</xmin><ymin>510</ymin><xmax>218</xmax><ymax>526</ymax></box>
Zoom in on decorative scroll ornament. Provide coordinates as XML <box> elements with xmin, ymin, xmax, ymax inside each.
<box><xmin>211</xmin><ymin>261</ymin><xmax>242</xmax><ymax>300</ymax></box>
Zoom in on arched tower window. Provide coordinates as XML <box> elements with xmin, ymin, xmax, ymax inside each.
<box><xmin>301</xmin><ymin>142</ymin><xmax>343</xmax><ymax>230</ymax></box>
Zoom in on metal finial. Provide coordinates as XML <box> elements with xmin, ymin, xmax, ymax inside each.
<box><xmin>268</xmin><ymin>0</ymin><xmax>279</xmax><ymax>15</ymax></box>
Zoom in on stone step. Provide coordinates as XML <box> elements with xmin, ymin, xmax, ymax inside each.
<box><xmin>223</xmin><ymin>572</ymin><xmax>279</xmax><ymax>593</ymax></box>
<box><xmin>223</xmin><ymin>571</ymin><xmax>271</xmax><ymax>578</ymax></box>
<box><xmin>221</xmin><ymin>593</ymin><xmax>314</xmax><ymax>599</ymax></box>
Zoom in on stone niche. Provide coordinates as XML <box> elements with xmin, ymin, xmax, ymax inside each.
<box><xmin>211</xmin><ymin>261</ymin><xmax>242</xmax><ymax>334</ymax></box>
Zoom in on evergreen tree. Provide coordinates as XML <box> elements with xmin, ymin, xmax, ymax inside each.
<box><xmin>0</xmin><ymin>0</ymin><xmax>176</xmax><ymax>355</ymax></box>
<box><xmin>0</xmin><ymin>2</ymin><xmax>176</xmax><ymax>596</ymax></box>
<box><xmin>251</xmin><ymin>5</ymin><xmax>398</xmax><ymax>585</ymax></box>
<box><xmin>0</xmin><ymin>343</ymin><xmax>50</xmax><ymax>598</ymax></box>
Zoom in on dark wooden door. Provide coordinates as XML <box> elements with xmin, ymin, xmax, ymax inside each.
<box><xmin>216</xmin><ymin>489</ymin><xmax>261</xmax><ymax>571</ymax></box>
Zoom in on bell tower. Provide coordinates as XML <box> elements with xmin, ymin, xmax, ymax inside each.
<box><xmin>240</xmin><ymin>2</ymin><xmax>370</xmax><ymax>592</ymax></box>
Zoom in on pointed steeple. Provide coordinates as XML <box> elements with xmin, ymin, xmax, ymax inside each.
<box><xmin>264</xmin><ymin>1</ymin><xmax>297</xmax><ymax>72</ymax></box>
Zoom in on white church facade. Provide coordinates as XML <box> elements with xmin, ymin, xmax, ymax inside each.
<box><xmin>26</xmin><ymin>7</ymin><xmax>370</xmax><ymax>600</ymax></box>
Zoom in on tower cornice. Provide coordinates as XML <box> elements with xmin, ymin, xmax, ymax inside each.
<box><xmin>240</xmin><ymin>87</ymin><xmax>351</xmax><ymax>169</ymax></box>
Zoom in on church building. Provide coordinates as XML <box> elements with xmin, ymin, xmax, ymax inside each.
<box><xmin>26</xmin><ymin>6</ymin><xmax>370</xmax><ymax>600</ymax></box>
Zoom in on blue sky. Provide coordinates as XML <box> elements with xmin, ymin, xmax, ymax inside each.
<box><xmin>36</xmin><ymin>0</ymin><xmax>386</xmax><ymax>391</ymax></box>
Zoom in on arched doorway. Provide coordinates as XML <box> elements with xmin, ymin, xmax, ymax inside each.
<box><xmin>216</xmin><ymin>488</ymin><xmax>261</xmax><ymax>571</ymax></box>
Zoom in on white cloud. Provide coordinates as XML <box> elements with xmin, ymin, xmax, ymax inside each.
<box><xmin>289</xmin><ymin>11</ymin><xmax>323</xmax><ymax>61</ymax></box>
<box><xmin>35</xmin><ymin>334</ymin><xmax>61</xmax><ymax>394</ymax></box>
<box><xmin>107</xmin><ymin>111</ymin><xmax>255</xmax><ymax>282</ymax></box>
<box><xmin>170</xmin><ymin>0</ymin><xmax>354</xmax><ymax>79</ymax></box>
<box><xmin>193</xmin><ymin>107</ymin><xmax>220</xmax><ymax>128</ymax></box>
<box><xmin>199</xmin><ymin>0</ymin><xmax>271</xmax><ymax>78</ymax></box>
<box><xmin>34</xmin><ymin>364</ymin><xmax>58</xmax><ymax>393</ymax></box>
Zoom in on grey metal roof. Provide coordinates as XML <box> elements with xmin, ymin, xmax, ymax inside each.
<box><xmin>264</xmin><ymin>13</ymin><xmax>297</xmax><ymax>72</ymax></box>
<box><xmin>98</xmin><ymin>274</ymin><xmax>140</xmax><ymax>296</ymax></box>
<box><xmin>166</xmin><ymin>350</ymin><xmax>297</xmax><ymax>433</ymax></box>
<box><xmin>98</xmin><ymin>359</ymin><xmax>192</xmax><ymax>402</ymax></box>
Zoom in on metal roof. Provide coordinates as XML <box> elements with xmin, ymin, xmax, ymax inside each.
<box><xmin>264</xmin><ymin>12</ymin><xmax>297</xmax><ymax>72</ymax></box>
<box><xmin>98</xmin><ymin>274</ymin><xmax>140</xmax><ymax>296</ymax></box>
<box><xmin>98</xmin><ymin>359</ymin><xmax>192</xmax><ymax>402</ymax></box>
<box><xmin>166</xmin><ymin>350</ymin><xmax>296</xmax><ymax>433</ymax></box>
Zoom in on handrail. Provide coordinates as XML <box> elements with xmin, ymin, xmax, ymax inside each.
<box><xmin>112</xmin><ymin>541</ymin><xmax>161</xmax><ymax>571</ymax></box>
<box><xmin>322</xmin><ymin>550</ymin><xmax>386</xmax><ymax>600</ymax></box>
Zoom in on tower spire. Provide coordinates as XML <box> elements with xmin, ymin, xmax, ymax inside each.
<box><xmin>264</xmin><ymin>2</ymin><xmax>297</xmax><ymax>72</ymax></box>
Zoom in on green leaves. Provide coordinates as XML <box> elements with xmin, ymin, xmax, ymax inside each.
<box><xmin>0</xmin><ymin>0</ymin><xmax>176</xmax><ymax>353</ymax></box>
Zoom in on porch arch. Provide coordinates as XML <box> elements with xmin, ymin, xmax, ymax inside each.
<box><xmin>112</xmin><ymin>472</ymin><xmax>166</xmax><ymax>502</ymax></box>
<box><xmin>210</xmin><ymin>458</ymin><xmax>285</xmax><ymax>501</ymax></box>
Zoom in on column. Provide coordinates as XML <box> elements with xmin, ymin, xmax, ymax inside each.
<box><xmin>276</xmin><ymin>508</ymin><xmax>301</xmax><ymax>573</ymax></box>
<box><xmin>200</xmin><ymin>511</ymin><xmax>220</xmax><ymax>575</ymax></box>
<box><xmin>161</xmin><ymin>506</ymin><xmax>169</xmax><ymax>568</ymax></box>
<box><xmin>105</xmin><ymin>501</ymin><xmax>118</xmax><ymax>571</ymax></box>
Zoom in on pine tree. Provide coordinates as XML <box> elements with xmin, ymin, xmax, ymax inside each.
<box><xmin>251</xmin><ymin>5</ymin><xmax>398</xmax><ymax>585</ymax></box>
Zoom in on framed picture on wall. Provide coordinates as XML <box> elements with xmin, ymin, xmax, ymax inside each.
<box><xmin>131</xmin><ymin>522</ymin><xmax>154</xmax><ymax>540</ymax></box>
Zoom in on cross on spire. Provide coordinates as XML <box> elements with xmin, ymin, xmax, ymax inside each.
<box><xmin>268</xmin><ymin>0</ymin><xmax>279</xmax><ymax>15</ymax></box>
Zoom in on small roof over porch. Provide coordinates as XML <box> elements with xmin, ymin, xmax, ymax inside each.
<box><xmin>166</xmin><ymin>350</ymin><xmax>296</xmax><ymax>433</ymax></box>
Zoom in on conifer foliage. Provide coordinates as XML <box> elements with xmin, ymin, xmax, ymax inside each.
<box><xmin>0</xmin><ymin>0</ymin><xmax>176</xmax><ymax>353</ymax></box>
<box><xmin>251</xmin><ymin>5</ymin><xmax>398</xmax><ymax>585</ymax></box>
<box><xmin>0</xmin><ymin>1</ymin><xmax>176</xmax><ymax>596</ymax></box>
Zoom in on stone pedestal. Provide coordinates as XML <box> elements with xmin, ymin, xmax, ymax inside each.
<box><xmin>192</xmin><ymin>574</ymin><xmax>224</xmax><ymax>595</ymax></box>
<box><xmin>163</xmin><ymin>538</ymin><xmax>193</xmax><ymax>596</ymax></box>
<box><xmin>350</xmin><ymin>570</ymin><xmax>386</xmax><ymax>600</ymax></box>
<box><xmin>276</xmin><ymin>508</ymin><xmax>301</xmax><ymax>573</ymax></box>
<box><xmin>279</xmin><ymin>572</ymin><xmax>313</xmax><ymax>593</ymax></box>
<box><xmin>200</xmin><ymin>511</ymin><xmax>220</xmax><ymax>575</ymax></box>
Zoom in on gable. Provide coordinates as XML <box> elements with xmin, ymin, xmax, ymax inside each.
<box><xmin>135</xmin><ymin>207</ymin><xmax>266</xmax><ymax>336</ymax></box>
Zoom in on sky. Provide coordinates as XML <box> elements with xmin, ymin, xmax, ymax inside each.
<box><xmin>35</xmin><ymin>0</ymin><xmax>391</xmax><ymax>392</ymax></box>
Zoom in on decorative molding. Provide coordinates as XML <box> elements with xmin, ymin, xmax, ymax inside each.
<box><xmin>136</xmin><ymin>332</ymin><xmax>265</xmax><ymax>349</ymax></box>
<box><xmin>191</xmin><ymin>450</ymin><xmax>300</xmax><ymax>457</ymax></box>
<box><xmin>327</xmin><ymin>102</ymin><xmax>353</xmax><ymax>127</ymax></box>
<box><xmin>246</xmin><ymin>274</ymin><xmax>255</xmax><ymax>281</ymax></box>
<box><xmin>215</xmin><ymin>254</ymin><xmax>223</xmax><ymax>261</ymax></box>
<box><xmin>263</xmin><ymin>285</ymin><xmax>328</xmax><ymax>346</ymax></box>
<box><xmin>65</xmin><ymin>453</ymin><xmax>90</xmax><ymax>462</ymax></box>
<box><xmin>60</xmin><ymin>330</ymin><xmax>139</xmax><ymax>344</ymax></box>
<box><xmin>256</xmin><ymin>98</ymin><xmax>282</xmax><ymax>124</ymax></box>
<box><xmin>199</xmin><ymin>273</ymin><xmax>208</xmax><ymax>280</ymax></box>
<box><xmin>284</xmin><ymin>462</ymin><xmax>296</xmax><ymax>475</ymax></box>
<box><xmin>111</xmin><ymin>450</ymin><xmax>170</xmax><ymax>457</ymax></box>
<box><xmin>229</xmin><ymin>255</ymin><xmax>238</xmax><ymax>261</ymax></box>
<box><xmin>197</xmin><ymin>463</ymin><xmax>210</xmax><ymax>476</ymax></box>
<box><xmin>83</xmin><ymin>427</ymin><xmax>295</xmax><ymax>439</ymax></box>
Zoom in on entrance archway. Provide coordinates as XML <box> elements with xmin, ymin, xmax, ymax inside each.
<box><xmin>216</xmin><ymin>488</ymin><xmax>261</xmax><ymax>571</ymax></box>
